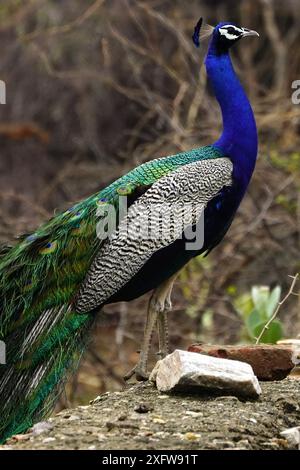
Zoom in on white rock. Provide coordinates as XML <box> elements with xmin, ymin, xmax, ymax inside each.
<box><xmin>280</xmin><ymin>427</ymin><xmax>300</xmax><ymax>448</ymax></box>
<box><xmin>150</xmin><ymin>349</ymin><xmax>261</xmax><ymax>398</ymax></box>
<box><xmin>42</xmin><ymin>437</ymin><xmax>56</xmax><ymax>443</ymax></box>
<box><xmin>31</xmin><ymin>421</ymin><xmax>53</xmax><ymax>435</ymax></box>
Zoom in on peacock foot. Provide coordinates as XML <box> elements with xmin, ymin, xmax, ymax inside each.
<box><xmin>123</xmin><ymin>364</ymin><xmax>149</xmax><ymax>382</ymax></box>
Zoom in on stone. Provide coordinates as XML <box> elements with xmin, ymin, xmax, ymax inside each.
<box><xmin>31</xmin><ymin>421</ymin><xmax>53</xmax><ymax>435</ymax></box>
<box><xmin>150</xmin><ymin>349</ymin><xmax>261</xmax><ymax>398</ymax></box>
<box><xmin>188</xmin><ymin>344</ymin><xmax>299</xmax><ymax>380</ymax></box>
<box><xmin>280</xmin><ymin>427</ymin><xmax>300</xmax><ymax>449</ymax></box>
<box><xmin>184</xmin><ymin>432</ymin><xmax>201</xmax><ymax>441</ymax></box>
<box><xmin>134</xmin><ymin>403</ymin><xmax>153</xmax><ymax>413</ymax></box>
<box><xmin>42</xmin><ymin>437</ymin><xmax>56</xmax><ymax>443</ymax></box>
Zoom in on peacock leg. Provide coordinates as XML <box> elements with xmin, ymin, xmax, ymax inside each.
<box><xmin>124</xmin><ymin>274</ymin><xmax>178</xmax><ymax>381</ymax></box>
<box><xmin>156</xmin><ymin>309</ymin><xmax>168</xmax><ymax>359</ymax></box>
<box><xmin>124</xmin><ymin>294</ymin><xmax>159</xmax><ymax>381</ymax></box>
<box><xmin>156</xmin><ymin>273</ymin><xmax>177</xmax><ymax>359</ymax></box>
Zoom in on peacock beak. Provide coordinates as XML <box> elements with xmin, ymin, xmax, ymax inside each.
<box><xmin>241</xmin><ymin>28</ymin><xmax>259</xmax><ymax>38</ymax></box>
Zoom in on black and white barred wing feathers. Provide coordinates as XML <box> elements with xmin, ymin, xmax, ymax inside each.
<box><xmin>75</xmin><ymin>157</ymin><xmax>233</xmax><ymax>313</ymax></box>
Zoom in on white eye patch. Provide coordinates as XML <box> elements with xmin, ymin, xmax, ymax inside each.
<box><xmin>219</xmin><ymin>25</ymin><xmax>243</xmax><ymax>41</ymax></box>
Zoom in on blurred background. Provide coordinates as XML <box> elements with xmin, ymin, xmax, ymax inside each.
<box><xmin>0</xmin><ymin>0</ymin><xmax>300</xmax><ymax>408</ymax></box>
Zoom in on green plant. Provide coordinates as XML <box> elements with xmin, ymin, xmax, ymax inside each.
<box><xmin>234</xmin><ymin>286</ymin><xmax>283</xmax><ymax>344</ymax></box>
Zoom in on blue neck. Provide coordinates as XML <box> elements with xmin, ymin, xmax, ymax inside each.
<box><xmin>205</xmin><ymin>45</ymin><xmax>258</xmax><ymax>190</ymax></box>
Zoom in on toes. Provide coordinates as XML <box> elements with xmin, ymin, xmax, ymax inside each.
<box><xmin>123</xmin><ymin>367</ymin><xmax>136</xmax><ymax>381</ymax></box>
<box><xmin>124</xmin><ymin>366</ymin><xmax>149</xmax><ymax>382</ymax></box>
<box><xmin>135</xmin><ymin>368</ymin><xmax>149</xmax><ymax>381</ymax></box>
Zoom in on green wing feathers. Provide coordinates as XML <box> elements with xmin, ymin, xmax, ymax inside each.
<box><xmin>0</xmin><ymin>145</ymin><xmax>222</xmax><ymax>442</ymax></box>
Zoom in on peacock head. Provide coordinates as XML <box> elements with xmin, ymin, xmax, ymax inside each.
<box><xmin>193</xmin><ymin>18</ymin><xmax>259</xmax><ymax>53</ymax></box>
<box><xmin>214</xmin><ymin>22</ymin><xmax>259</xmax><ymax>50</ymax></box>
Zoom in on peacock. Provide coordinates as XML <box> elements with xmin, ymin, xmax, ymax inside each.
<box><xmin>0</xmin><ymin>19</ymin><xmax>259</xmax><ymax>443</ymax></box>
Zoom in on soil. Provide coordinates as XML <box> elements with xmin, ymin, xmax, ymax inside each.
<box><xmin>2</xmin><ymin>378</ymin><xmax>300</xmax><ymax>450</ymax></box>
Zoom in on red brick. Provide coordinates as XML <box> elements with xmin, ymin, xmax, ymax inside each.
<box><xmin>188</xmin><ymin>344</ymin><xmax>296</xmax><ymax>381</ymax></box>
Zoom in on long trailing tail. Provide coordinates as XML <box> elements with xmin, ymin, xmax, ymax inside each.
<box><xmin>0</xmin><ymin>306</ymin><xmax>95</xmax><ymax>442</ymax></box>
<box><xmin>0</xmin><ymin>187</ymin><xmax>113</xmax><ymax>443</ymax></box>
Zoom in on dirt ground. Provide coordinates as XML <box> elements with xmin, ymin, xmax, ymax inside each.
<box><xmin>1</xmin><ymin>378</ymin><xmax>300</xmax><ymax>450</ymax></box>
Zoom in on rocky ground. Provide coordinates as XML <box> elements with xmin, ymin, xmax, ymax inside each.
<box><xmin>1</xmin><ymin>378</ymin><xmax>300</xmax><ymax>450</ymax></box>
